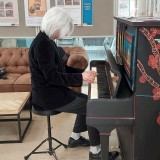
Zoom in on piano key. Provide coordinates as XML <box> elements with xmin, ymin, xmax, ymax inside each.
<box><xmin>90</xmin><ymin>67</ymin><xmax>98</xmax><ymax>99</ymax></box>
<box><xmin>90</xmin><ymin>66</ymin><xmax>111</xmax><ymax>99</ymax></box>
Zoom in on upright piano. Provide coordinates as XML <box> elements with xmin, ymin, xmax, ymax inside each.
<box><xmin>87</xmin><ymin>17</ymin><xmax>160</xmax><ymax>160</ymax></box>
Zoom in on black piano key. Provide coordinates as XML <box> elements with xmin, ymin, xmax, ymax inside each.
<box><xmin>96</xmin><ymin>66</ymin><xmax>111</xmax><ymax>98</ymax></box>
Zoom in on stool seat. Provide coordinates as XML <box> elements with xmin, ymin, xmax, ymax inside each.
<box><xmin>32</xmin><ymin>106</ymin><xmax>61</xmax><ymax>116</ymax></box>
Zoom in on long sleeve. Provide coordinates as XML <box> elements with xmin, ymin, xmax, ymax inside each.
<box><xmin>35</xmin><ymin>38</ymin><xmax>83</xmax><ymax>87</ymax></box>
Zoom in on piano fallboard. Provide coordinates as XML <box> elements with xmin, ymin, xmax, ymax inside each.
<box><xmin>87</xmin><ymin>94</ymin><xmax>134</xmax><ymax>118</ymax></box>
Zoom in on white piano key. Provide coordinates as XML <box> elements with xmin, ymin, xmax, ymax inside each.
<box><xmin>90</xmin><ymin>67</ymin><xmax>98</xmax><ymax>99</ymax></box>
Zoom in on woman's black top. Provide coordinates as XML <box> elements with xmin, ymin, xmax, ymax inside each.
<box><xmin>29</xmin><ymin>31</ymin><xmax>84</xmax><ymax>110</ymax></box>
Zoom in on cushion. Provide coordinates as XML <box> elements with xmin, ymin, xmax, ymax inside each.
<box><xmin>0</xmin><ymin>48</ymin><xmax>30</xmax><ymax>74</ymax></box>
<box><xmin>0</xmin><ymin>73</ymin><xmax>21</xmax><ymax>92</ymax></box>
<box><xmin>14</xmin><ymin>73</ymin><xmax>31</xmax><ymax>92</ymax></box>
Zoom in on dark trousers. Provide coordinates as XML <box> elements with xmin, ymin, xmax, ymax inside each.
<box><xmin>54</xmin><ymin>91</ymin><xmax>100</xmax><ymax>146</ymax></box>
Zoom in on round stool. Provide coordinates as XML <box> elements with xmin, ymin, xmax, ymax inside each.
<box><xmin>24</xmin><ymin>106</ymin><xmax>67</xmax><ymax>160</ymax></box>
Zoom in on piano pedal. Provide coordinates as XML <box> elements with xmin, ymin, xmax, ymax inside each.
<box><xmin>110</xmin><ymin>146</ymin><xmax>119</xmax><ymax>149</ymax></box>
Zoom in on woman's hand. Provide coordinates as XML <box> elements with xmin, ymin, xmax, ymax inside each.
<box><xmin>82</xmin><ymin>71</ymin><xmax>98</xmax><ymax>84</ymax></box>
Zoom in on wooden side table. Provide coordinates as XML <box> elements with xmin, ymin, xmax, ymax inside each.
<box><xmin>0</xmin><ymin>92</ymin><xmax>32</xmax><ymax>143</ymax></box>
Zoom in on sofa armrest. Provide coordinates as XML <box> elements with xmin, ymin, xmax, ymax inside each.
<box><xmin>62</xmin><ymin>46</ymin><xmax>89</xmax><ymax>93</ymax></box>
<box><xmin>62</xmin><ymin>46</ymin><xmax>89</xmax><ymax>70</ymax></box>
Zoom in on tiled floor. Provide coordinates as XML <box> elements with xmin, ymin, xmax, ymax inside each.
<box><xmin>0</xmin><ymin>86</ymin><xmax>122</xmax><ymax>160</ymax></box>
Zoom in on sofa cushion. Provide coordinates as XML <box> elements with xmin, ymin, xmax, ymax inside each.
<box><xmin>0</xmin><ymin>73</ymin><xmax>21</xmax><ymax>92</ymax></box>
<box><xmin>14</xmin><ymin>73</ymin><xmax>31</xmax><ymax>92</ymax></box>
<box><xmin>0</xmin><ymin>48</ymin><xmax>30</xmax><ymax>74</ymax></box>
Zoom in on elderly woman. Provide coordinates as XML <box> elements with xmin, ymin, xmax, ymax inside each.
<box><xmin>29</xmin><ymin>7</ymin><xmax>119</xmax><ymax>160</ymax></box>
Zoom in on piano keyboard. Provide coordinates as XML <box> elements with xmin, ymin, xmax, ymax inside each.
<box><xmin>90</xmin><ymin>66</ymin><xmax>112</xmax><ymax>99</ymax></box>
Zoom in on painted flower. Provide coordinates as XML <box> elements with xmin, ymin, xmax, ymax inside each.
<box><xmin>157</xmin><ymin>43</ymin><xmax>160</xmax><ymax>50</ymax></box>
<box><xmin>150</xmin><ymin>28</ymin><xmax>157</xmax><ymax>37</ymax></box>
<box><xmin>152</xmin><ymin>87</ymin><xmax>160</xmax><ymax>100</ymax></box>
<box><xmin>157</xmin><ymin>29</ymin><xmax>160</xmax><ymax>35</ymax></box>
<box><xmin>148</xmin><ymin>55</ymin><xmax>158</xmax><ymax>69</ymax></box>
<box><xmin>139</xmin><ymin>75</ymin><xmax>146</xmax><ymax>83</ymax></box>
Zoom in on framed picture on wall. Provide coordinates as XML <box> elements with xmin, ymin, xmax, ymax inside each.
<box><xmin>24</xmin><ymin>0</ymin><xmax>50</xmax><ymax>26</ymax></box>
<box><xmin>55</xmin><ymin>0</ymin><xmax>82</xmax><ymax>25</ymax></box>
<box><xmin>0</xmin><ymin>0</ymin><xmax>19</xmax><ymax>26</ymax></box>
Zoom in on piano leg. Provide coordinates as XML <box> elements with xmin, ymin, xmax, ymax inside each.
<box><xmin>100</xmin><ymin>133</ymin><xmax>110</xmax><ymax>160</ymax></box>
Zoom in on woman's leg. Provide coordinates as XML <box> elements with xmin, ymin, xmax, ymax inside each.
<box><xmin>54</xmin><ymin>91</ymin><xmax>100</xmax><ymax>146</ymax></box>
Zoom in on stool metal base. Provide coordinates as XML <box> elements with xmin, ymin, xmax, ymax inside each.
<box><xmin>24</xmin><ymin>137</ymin><xmax>67</xmax><ymax>160</ymax></box>
<box><xmin>24</xmin><ymin>115</ymin><xmax>67</xmax><ymax>160</ymax></box>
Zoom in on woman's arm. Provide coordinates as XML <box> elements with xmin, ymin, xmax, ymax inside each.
<box><xmin>35</xmin><ymin>39</ymin><xmax>83</xmax><ymax>87</ymax></box>
<box><xmin>65</xmin><ymin>65</ymin><xmax>84</xmax><ymax>73</ymax></box>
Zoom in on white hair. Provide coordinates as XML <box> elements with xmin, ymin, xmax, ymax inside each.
<box><xmin>41</xmin><ymin>7</ymin><xmax>74</xmax><ymax>39</ymax></box>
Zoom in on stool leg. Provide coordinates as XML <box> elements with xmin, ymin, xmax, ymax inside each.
<box><xmin>47</xmin><ymin>116</ymin><xmax>67</xmax><ymax>149</ymax></box>
<box><xmin>52</xmin><ymin>137</ymin><xmax>68</xmax><ymax>148</ymax></box>
<box><xmin>47</xmin><ymin>116</ymin><xmax>52</xmax><ymax>151</ymax></box>
<box><xmin>24</xmin><ymin>138</ymin><xmax>48</xmax><ymax>160</ymax></box>
<box><xmin>47</xmin><ymin>116</ymin><xmax>58</xmax><ymax>160</ymax></box>
<box><xmin>25</xmin><ymin>115</ymin><xmax>67</xmax><ymax>160</ymax></box>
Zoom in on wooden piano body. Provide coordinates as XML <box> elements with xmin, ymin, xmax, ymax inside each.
<box><xmin>87</xmin><ymin>17</ymin><xmax>160</xmax><ymax>160</ymax></box>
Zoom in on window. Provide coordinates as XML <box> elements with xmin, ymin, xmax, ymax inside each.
<box><xmin>116</xmin><ymin>0</ymin><xmax>160</xmax><ymax>17</ymax></box>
